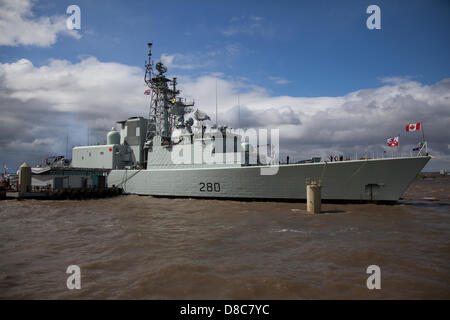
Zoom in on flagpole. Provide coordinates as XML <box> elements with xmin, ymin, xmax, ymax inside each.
<box><xmin>420</xmin><ymin>122</ymin><xmax>428</xmax><ymax>154</ymax></box>
<box><xmin>421</xmin><ymin>123</ymin><xmax>425</xmax><ymax>142</ymax></box>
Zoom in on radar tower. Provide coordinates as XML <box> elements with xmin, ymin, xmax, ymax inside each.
<box><xmin>143</xmin><ymin>43</ymin><xmax>194</xmax><ymax>151</ymax></box>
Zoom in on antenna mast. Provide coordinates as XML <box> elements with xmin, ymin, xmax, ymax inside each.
<box><xmin>237</xmin><ymin>94</ymin><xmax>240</xmax><ymax>129</ymax></box>
<box><xmin>215</xmin><ymin>80</ymin><xmax>218</xmax><ymax>126</ymax></box>
<box><xmin>143</xmin><ymin>43</ymin><xmax>194</xmax><ymax>150</ymax></box>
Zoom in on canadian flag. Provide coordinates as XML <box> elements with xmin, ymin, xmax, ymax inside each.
<box><xmin>406</xmin><ymin>122</ymin><xmax>421</xmax><ymax>132</ymax></box>
<box><xmin>387</xmin><ymin>136</ymin><xmax>399</xmax><ymax>147</ymax></box>
<box><xmin>144</xmin><ymin>89</ymin><xmax>151</xmax><ymax>95</ymax></box>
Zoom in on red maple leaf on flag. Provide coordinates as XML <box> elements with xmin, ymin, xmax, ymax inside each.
<box><xmin>406</xmin><ymin>122</ymin><xmax>421</xmax><ymax>132</ymax></box>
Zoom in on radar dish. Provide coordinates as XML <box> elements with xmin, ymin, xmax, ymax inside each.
<box><xmin>156</xmin><ymin>62</ymin><xmax>167</xmax><ymax>75</ymax></box>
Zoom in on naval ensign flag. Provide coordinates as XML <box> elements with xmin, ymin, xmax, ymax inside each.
<box><xmin>387</xmin><ymin>136</ymin><xmax>399</xmax><ymax>147</ymax></box>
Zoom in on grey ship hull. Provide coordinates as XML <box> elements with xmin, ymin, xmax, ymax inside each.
<box><xmin>108</xmin><ymin>156</ymin><xmax>430</xmax><ymax>202</ymax></box>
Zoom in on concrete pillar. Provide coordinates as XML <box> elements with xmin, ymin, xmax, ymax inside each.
<box><xmin>306</xmin><ymin>181</ymin><xmax>321</xmax><ymax>214</ymax></box>
<box><xmin>18</xmin><ymin>162</ymin><xmax>31</xmax><ymax>193</ymax></box>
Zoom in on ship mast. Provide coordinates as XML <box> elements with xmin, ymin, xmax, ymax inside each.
<box><xmin>143</xmin><ymin>43</ymin><xmax>193</xmax><ymax>149</ymax></box>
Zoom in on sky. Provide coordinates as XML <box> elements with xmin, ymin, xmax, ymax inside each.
<box><xmin>0</xmin><ymin>0</ymin><xmax>449</xmax><ymax>172</ymax></box>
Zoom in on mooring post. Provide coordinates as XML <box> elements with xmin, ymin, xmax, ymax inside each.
<box><xmin>18</xmin><ymin>162</ymin><xmax>31</xmax><ymax>194</ymax></box>
<box><xmin>306</xmin><ymin>180</ymin><xmax>321</xmax><ymax>214</ymax></box>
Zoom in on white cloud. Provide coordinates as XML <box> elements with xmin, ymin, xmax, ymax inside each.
<box><xmin>160</xmin><ymin>53</ymin><xmax>200</xmax><ymax>70</ymax></box>
<box><xmin>268</xmin><ymin>76</ymin><xmax>291</xmax><ymax>85</ymax></box>
<box><xmin>0</xmin><ymin>57</ymin><xmax>449</xmax><ymax>171</ymax></box>
<box><xmin>249</xmin><ymin>15</ymin><xmax>263</xmax><ymax>22</ymax></box>
<box><xmin>221</xmin><ymin>15</ymin><xmax>274</xmax><ymax>37</ymax></box>
<box><xmin>0</xmin><ymin>57</ymin><xmax>144</xmax><ymax>113</ymax></box>
<box><xmin>378</xmin><ymin>76</ymin><xmax>416</xmax><ymax>85</ymax></box>
<box><xmin>0</xmin><ymin>0</ymin><xmax>80</xmax><ymax>47</ymax></box>
<box><xmin>160</xmin><ymin>44</ymin><xmax>242</xmax><ymax>71</ymax></box>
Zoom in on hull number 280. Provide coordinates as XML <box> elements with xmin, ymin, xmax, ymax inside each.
<box><xmin>199</xmin><ymin>182</ymin><xmax>221</xmax><ymax>192</ymax></box>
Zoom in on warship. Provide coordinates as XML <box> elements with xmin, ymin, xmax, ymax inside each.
<box><xmin>71</xmin><ymin>43</ymin><xmax>430</xmax><ymax>202</ymax></box>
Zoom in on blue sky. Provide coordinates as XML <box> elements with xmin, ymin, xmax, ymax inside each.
<box><xmin>0</xmin><ymin>0</ymin><xmax>449</xmax><ymax>171</ymax></box>
<box><xmin>2</xmin><ymin>0</ymin><xmax>449</xmax><ymax>96</ymax></box>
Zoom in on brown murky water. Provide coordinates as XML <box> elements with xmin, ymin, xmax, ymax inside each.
<box><xmin>0</xmin><ymin>177</ymin><xmax>449</xmax><ymax>299</ymax></box>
